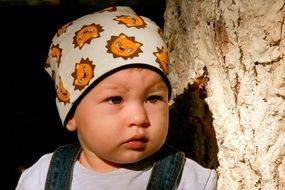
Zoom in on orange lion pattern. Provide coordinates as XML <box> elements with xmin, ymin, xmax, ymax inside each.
<box><xmin>57</xmin><ymin>22</ymin><xmax>73</xmax><ymax>37</ymax></box>
<box><xmin>73</xmin><ymin>23</ymin><xmax>104</xmax><ymax>49</ymax></box>
<box><xmin>71</xmin><ymin>58</ymin><xmax>96</xmax><ymax>91</ymax></box>
<box><xmin>56</xmin><ymin>79</ymin><xmax>70</xmax><ymax>104</ymax></box>
<box><xmin>114</xmin><ymin>15</ymin><xmax>146</xmax><ymax>29</ymax></box>
<box><xmin>45</xmin><ymin>57</ymin><xmax>50</xmax><ymax>68</ymax></box>
<box><xmin>106</xmin><ymin>33</ymin><xmax>143</xmax><ymax>60</ymax></box>
<box><xmin>50</xmin><ymin>44</ymin><xmax>63</xmax><ymax>66</ymax></box>
<box><xmin>158</xmin><ymin>28</ymin><xmax>164</xmax><ymax>38</ymax></box>
<box><xmin>100</xmin><ymin>6</ymin><xmax>117</xmax><ymax>12</ymax></box>
<box><xmin>153</xmin><ymin>47</ymin><xmax>169</xmax><ymax>74</ymax></box>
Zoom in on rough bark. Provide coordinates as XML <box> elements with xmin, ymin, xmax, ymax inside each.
<box><xmin>164</xmin><ymin>0</ymin><xmax>285</xmax><ymax>189</ymax></box>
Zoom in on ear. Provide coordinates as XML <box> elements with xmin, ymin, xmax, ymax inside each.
<box><xmin>66</xmin><ymin>117</ymin><xmax>77</xmax><ymax>131</ymax></box>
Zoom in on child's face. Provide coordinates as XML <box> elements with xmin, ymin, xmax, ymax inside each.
<box><xmin>67</xmin><ymin>68</ymin><xmax>169</xmax><ymax>171</ymax></box>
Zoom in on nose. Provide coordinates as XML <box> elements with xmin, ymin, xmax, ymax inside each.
<box><xmin>127</xmin><ymin>103</ymin><xmax>149</xmax><ymax>128</ymax></box>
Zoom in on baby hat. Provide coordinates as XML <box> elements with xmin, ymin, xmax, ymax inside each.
<box><xmin>45</xmin><ymin>6</ymin><xmax>171</xmax><ymax>126</ymax></box>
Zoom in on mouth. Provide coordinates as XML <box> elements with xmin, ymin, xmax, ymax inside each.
<box><xmin>123</xmin><ymin>135</ymin><xmax>148</xmax><ymax>150</ymax></box>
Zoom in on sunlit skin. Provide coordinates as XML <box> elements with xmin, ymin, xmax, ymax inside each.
<box><xmin>67</xmin><ymin>68</ymin><xmax>169</xmax><ymax>172</ymax></box>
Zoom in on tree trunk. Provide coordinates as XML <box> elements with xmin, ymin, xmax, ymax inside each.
<box><xmin>164</xmin><ymin>0</ymin><xmax>285</xmax><ymax>189</ymax></box>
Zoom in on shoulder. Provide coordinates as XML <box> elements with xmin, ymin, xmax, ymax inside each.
<box><xmin>15</xmin><ymin>153</ymin><xmax>53</xmax><ymax>190</ymax></box>
<box><xmin>178</xmin><ymin>158</ymin><xmax>217</xmax><ymax>190</ymax></box>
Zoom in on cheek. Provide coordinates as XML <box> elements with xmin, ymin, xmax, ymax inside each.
<box><xmin>148</xmin><ymin>105</ymin><xmax>169</xmax><ymax>125</ymax></box>
<box><xmin>148</xmin><ymin>106</ymin><xmax>169</xmax><ymax>137</ymax></box>
<box><xmin>76</xmin><ymin>114</ymin><xmax>123</xmax><ymax>144</ymax></box>
<box><xmin>77</xmin><ymin>122</ymin><xmax>111</xmax><ymax>153</ymax></box>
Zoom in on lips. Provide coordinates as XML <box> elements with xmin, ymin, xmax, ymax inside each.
<box><xmin>123</xmin><ymin>135</ymin><xmax>148</xmax><ymax>150</ymax></box>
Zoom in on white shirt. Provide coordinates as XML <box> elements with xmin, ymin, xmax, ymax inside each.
<box><xmin>16</xmin><ymin>153</ymin><xmax>217</xmax><ymax>190</ymax></box>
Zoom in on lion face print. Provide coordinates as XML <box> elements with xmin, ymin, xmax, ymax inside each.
<box><xmin>45</xmin><ymin>57</ymin><xmax>50</xmax><ymax>68</ymax></box>
<box><xmin>56</xmin><ymin>80</ymin><xmax>70</xmax><ymax>104</ymax></box>
<box><xmin>57</xmin><ymin>22</ymin><xmax>72</xmax><ymax>37</ymax></box>
<box><xmin>50</xmin><ymin>44</ymin><xmax>62</xmax><ymax>66</ymax></box>
<box><xmin>100</xmin><ymin>6</ymin><xmax>117</xmax><ymax>12</ymax></box>
<box><xmin>114</xmin><ymin>15</ymin><xmax>146</xmax><ymax>28</ymax></box>
<box><xmin>73</xmin><ymin>23</ymin><xmax>104</xmax><ymax>49</ymax></box>
<box><xmin>106</xmin><ymin>33</ymin><xmax>142</xmax><ymax>60</ymax></box>
<box><xmin>51</xmin><ymin>70</ymin><xmax>56</xmax><ymax>82</ymax></box>
<box><xmin>154</xmin><ymin>47</ymin><xmax>169</xmax><ymax>74</ymax></box>
<box><xmin>158</xmin><ymin>28</ymin><xmax>164</xmax><ymax>38</ymax></box>
<box><xmin>71</xmin><ymin>58</ymin><xmax>95</xmax><ymax>90</ymax></box>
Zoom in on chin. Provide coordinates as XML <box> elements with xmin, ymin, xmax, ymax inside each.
<box><xmin>123</xmin><ymin>148</ymin><xmax>160</xmax><ymax>164</ymax></box>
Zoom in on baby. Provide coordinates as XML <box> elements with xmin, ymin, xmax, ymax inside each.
<box><xmin>16</xmin><ymin>6</ymin><xmax>217</xmax><ymax>190</ymax></box>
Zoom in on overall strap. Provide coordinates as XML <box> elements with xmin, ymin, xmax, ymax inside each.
<box><xmin>44</xmin><ymin>142</ymin><xmax>81</xmax><ymax>190</ymax></box>
<box><xmin>146</xmin><ymin>149</ymin><xmax>186</xmax><ymax>190</ymax></box>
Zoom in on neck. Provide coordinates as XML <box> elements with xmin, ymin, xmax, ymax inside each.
<box><xmin>78</xmin><ymin>151</ymin><xmax>122</xmax><ymax>173</ymax></box>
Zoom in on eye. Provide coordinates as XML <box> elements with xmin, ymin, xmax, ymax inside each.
<box><xmin>107</xmin><ymin>96</ymin><xmax>122</xmax><ymax>104</ymax></box>
<box><xmin>147</xmin><ymin>95</ymin><xmax>161</xmax><ymax>103</ymax></box>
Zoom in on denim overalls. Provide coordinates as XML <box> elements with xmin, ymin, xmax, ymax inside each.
<box><xmin>44</xmin><ymin>142</ymin><xmax>185</xmax><ymax>190</ymax></box>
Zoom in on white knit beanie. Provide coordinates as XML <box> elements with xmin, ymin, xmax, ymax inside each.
<box><xmin>45</xmin><ymin>6</ymin><xmax>171</xmax><ymax>126</ymax></box>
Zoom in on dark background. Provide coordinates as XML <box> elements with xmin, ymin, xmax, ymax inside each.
<box><xmin>1</xmin><ymin>1</ymin><xmax>166</xmax><ymax>189</ymax></box>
